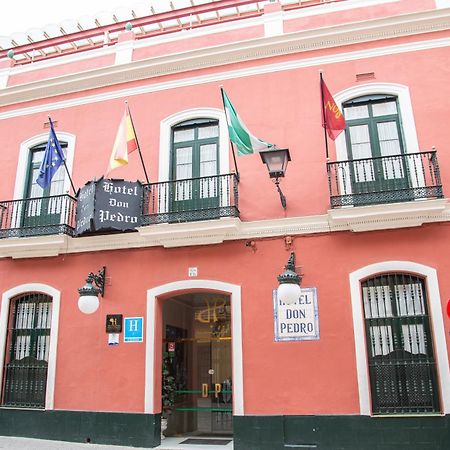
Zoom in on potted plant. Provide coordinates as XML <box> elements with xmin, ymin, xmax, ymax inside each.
<box><xmin>161</xmin><ymin>352</ymin><xmax>176</xmax><ymax>439</ymax></box>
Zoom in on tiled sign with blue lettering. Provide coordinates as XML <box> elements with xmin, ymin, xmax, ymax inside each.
<box><xmin>124</xmin><ymin>317</ymin><xmax>144</xmax><ymax>343</ymax></box>
<box><xmin>273</xmin><ymin>288</ymin><xmax>319</xmax><ymax>342</ymax></box>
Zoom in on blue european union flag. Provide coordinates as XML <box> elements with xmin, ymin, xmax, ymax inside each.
<box><xmin>36</xmin><ymin>120</ymin><xmax>65</xmax><ymax>189</ymax></box>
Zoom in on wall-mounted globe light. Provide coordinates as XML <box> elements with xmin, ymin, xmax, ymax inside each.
<box><xmin>277</xmin><ymin>252</ymin><xmax>301</xmax><ymax>305</ymax></box>
<box><xmin>78</xmin><ymin>267</ymin><xmax>106</xmax><ymax>314</ymax></box>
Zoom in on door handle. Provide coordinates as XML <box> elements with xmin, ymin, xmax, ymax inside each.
<box><xmin>214</xmin><ymin>383</ymin><xmax>221</xmax><ymax>398</ymax></box>
<box><xmin>202</xmin><ymin>383</ymin><xmax>209</xmax><ymax>398</ymax></box>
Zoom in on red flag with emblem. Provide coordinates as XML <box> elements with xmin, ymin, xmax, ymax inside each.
<box><xmin>321</xmin><ymin>78</ymin><xmax>346</xmax><ymax>140</ymax></box>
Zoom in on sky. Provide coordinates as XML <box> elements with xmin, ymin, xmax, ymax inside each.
<box><xmin>0</xmin><ymin>1</ymin><xmax>135</xmax><ymax>37</ymax></box>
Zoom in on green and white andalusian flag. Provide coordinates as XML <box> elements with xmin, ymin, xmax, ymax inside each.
<box><xmin>222</xmin><ymin>88</ymin><xmax>273</xmax><ymax>156</ymax></box>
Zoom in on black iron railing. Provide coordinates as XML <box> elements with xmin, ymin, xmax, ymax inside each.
<box><xmin>0</xmin><ymin>194</ymin><xmax>77</xmax><ymax>238</ymax></box>
<box><xmin>142</xmin><ymin>173</ymin><xmax>239</xmax><ymax>225</ymax></box>
<box><xmin>327</xmin><ymin>151</ymin><xmax>443</xmax><ymax>208</ymax></box>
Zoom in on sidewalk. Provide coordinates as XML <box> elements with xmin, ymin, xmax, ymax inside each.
<box><xmin>0</xmin><ymin>437</ymin><xmax>147</xmax><ymax>449</ymax></box>
<box><xmin>0</xmin><ymin>436</ymin><xmax>233</xmax><ymax>450</ymax></box>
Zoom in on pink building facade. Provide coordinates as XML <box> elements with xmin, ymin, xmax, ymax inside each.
<box><xmin>0</xmin><ymin>1</ymin><xmax>449</xmax><ymax>448</ymax></box>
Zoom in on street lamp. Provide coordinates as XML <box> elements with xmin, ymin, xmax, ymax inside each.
<box><xmin>277</xmin><ymin>252</ymin><xmax>301</xmax><ymax>305</ymax></box>
<box><xmin>77</xmin><ymin>267</ymin><xmax>106</xmax><ymax>314</ymax></box>
<box><xmin>260</xmin><ymin>148</ymin><xmax>291</xmax><ymax>209</ymax></box>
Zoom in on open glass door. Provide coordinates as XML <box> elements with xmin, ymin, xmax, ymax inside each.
<box><xmin>163</xmin><ymin>294</ymin><xmax>232</xmax><ymax>437</ymax></box>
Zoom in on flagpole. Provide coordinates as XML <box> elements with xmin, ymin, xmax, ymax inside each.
<box><xmin>125</xmin><ymin>102</ymin><xmax>150</xmax><ymax>185</ymax></box>
<box><xmin>48</xmin><ymin>116</ymin><xmax>76</xmax><ymax>194</ymax></box>
<box><xmin>319</xmin><ymin>72</ymin><xmax>330</xmax><ymax>161</ymax></box>
<box><xmin>220</xmin><ymin>87</ymin><xmax>240</xmax><ymax>181</ymax></box>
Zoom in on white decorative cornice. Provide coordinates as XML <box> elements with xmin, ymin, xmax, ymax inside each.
<box><xmin>0</xmin><ymin>8</ymin><xmax>449</xmax><ymax>108</ymax></box>
<box><xmin>1</xmin><ymin>36</ymin><xmax>449</xmax><ymax>121</ymax></box>
<box><xmin>0</xmin><ymin>199</ymin><xmax>449</xmax><ymax>259</ymax></box>
<box><xmin>328</xmin><ymin>198</ymin><xmax>449</xmax><ymax>232</ymax></box>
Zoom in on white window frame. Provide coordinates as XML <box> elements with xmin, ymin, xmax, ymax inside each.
<box><xmin>0</xmin><ymin>284</ymin><xmax>61</xmax><ymax>410</ymax></box>
<box><xmin>159</xmin><ymin>108</ymin><xmax>229</xmax><ymax>183</ymax></box>
<box><xmin>14</xmin><ymin>132</ymin><xmax>76</xmax><ymax>199</ymax></box>
<box><xmin>7</xmin><ymin>132</ymin><xmax>76</xmax><ymax>230</ymax></box>
<box><xmin>349</xmin><ymin>261</ymin><xmax>450</xmax><ymax>415</ymax></box>
<box><xmin>157</xmin><ymin>108</ymin><xmax>230</xmax><ymax>215</ymax></box>
<box><xmin>333</xmin><ymin>83</ymin><xmax>425</xmax><ymax>199</ymax></box>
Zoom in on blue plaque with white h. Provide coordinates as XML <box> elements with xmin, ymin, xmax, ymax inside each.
<box><xmin>124</xmin><ymin>317</ymin><xmax>144</xmax><ymax>343</ymax></box>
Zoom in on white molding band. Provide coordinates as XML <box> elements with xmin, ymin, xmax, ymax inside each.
<box><xmin>1</xmin><ymin>4</ymin><xmax>450</xmax><ymax>114</ymax></box>
<box><xmin>0</xmin><ymin>283</ymin><xmax>61</xmax><ymax>410</ymax></box>
<box><xmin>349</xmin><ymin>261</ymin><xmax>450</xmax><ymax>416</ymax></box>
<box><xmin>0</xmin><ymin>199</ymin><xmax>449</xmax><ymax>259</ymax></box>
<box><xmin>1</xmin><ymin>36</ymin><xmax>450</xmax><ymax>120</ymax></box>
<box><xmin>145</xmin><ymin>280</ymin><xmax>243</xmax><ymax>416</ymax></box>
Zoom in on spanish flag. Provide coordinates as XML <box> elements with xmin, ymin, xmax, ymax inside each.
<box><xmin>321</xmin><ymin>78</ymin><xmax>346</xmax><ymax>141</ymax></box>
<box><xmin>107</xmin><ymin>107</ymin><xmax>138</xmax><ymax>174</ymax></box>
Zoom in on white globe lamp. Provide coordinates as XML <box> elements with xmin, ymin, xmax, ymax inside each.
<box><xmin>277</xmin><ymin>252</ymin><xmax>301</xmax><ymax>305</ymax></box>
<box><xmin>77</xmin><ymin>267</ymin><xmax>106</xmax><ymax>314</ymax></box>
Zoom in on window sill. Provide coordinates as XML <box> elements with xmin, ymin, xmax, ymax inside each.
<box><xmin>328</xmin><ymin>198</ymin><xmax>448</xmax><ymax>232</ymax></box>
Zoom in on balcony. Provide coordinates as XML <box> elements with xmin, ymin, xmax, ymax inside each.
<box><xmin>327</xmin><ymin>151</ymin><xmax>443</xmax><ymax>208</ymax></box>
<box><xmin>0</xmin><ymin>194</ymin><xmax>77</xmax><ymax>239</ymax></box>
<box><xmin>142</xmin><ymin>173</ymin><xmax>239</xmax><ymax>225</ymax></box>
<box><xmin>0</xmin><ymin>174</ymin><xmax>239</xmax><ymax>240</ymax></box>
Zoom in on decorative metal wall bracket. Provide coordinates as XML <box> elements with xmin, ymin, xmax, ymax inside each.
<box><xmin>274</xmin><ymin>178</ymin><xmax>287</xmax><ymax>210</ymax></box>
<box><xmin>78</xmin><ymin>266</ymin><xmax>106</xmax><ymax>298</ymax></box>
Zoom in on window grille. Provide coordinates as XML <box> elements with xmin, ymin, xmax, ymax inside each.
<box><xmin>1</xmin><ymin>293</ymin><xmax>52</xmax><ymax>408</ymax></box>
<box><xmin>361</xmin><ymin>274</ymin><xmax>440</xmax><ymax>414</ymax></box>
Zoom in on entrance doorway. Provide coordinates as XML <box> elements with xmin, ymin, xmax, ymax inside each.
<box><xmin>162</xmin><ymin>293</ymin><xmax>232</xmax><ymax>437</ymax></box>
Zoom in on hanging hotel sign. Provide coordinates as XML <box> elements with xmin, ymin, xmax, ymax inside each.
<box><xmin>76</xmin><ymin>178</ymin><xmax>143</xmax><ymax>236</ymax></box>
<box><xmin>273</xmin><ymin>287</ymin><xmax>320</xmax><ymax>341</ymax></box>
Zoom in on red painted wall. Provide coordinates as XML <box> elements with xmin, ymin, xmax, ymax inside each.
<box><xmin>2</xmin><ymin>40</ymin><xmax>450</xmax><ymax>217</ymax></box>
<box><xmin>1</xmin><ymin>226</ymin><xmax>449</xmax><ymax>414</ymax></box>
<box><xmin>0</xmin><ymin>0</ymin><xmax>448</xmax><ymax>418</ymax></box>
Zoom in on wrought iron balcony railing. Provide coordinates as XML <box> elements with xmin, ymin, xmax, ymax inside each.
<box><xmin>0</xmin><ymin>194</ymin><xmax>77</xmax><ymax>239</ymax></box>
<box><xmin>327</xmin><ymin>151</ymin><xmax>443</xmax><ymax>208</ymax></box>
<box><xmin>0</xmin><ymin>175</ymin><xmax>239</xmax><ymax>239</ymax></box>
<box><xmin>142</xmin><ymin>173</ymin><xmax>239</xmax><ymax>225</ymax></box>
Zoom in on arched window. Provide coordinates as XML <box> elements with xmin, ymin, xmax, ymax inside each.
<box><xmin>1</xmin><ymin>293</ymin><xmax>53</xmax><ymax>408</ymax></box>
<box><xmin>18</xmin><ymin>142</ymin><xmax>69</xmax><ymax>230</ymax></box>
<box><xmin>330</xmin><ymin>84</ymin><xmax>442</xmax><ymax>208</ymax></box>
<box><xmin>361</xmin><ymin>273</ymin><xmax>440</xmax><ymax>414</ymax></box>
<box><xmin>26</xmin><ymin>142</ymin><xmax>68</xmax><ymax>199</ymax></box>
<box><xmin>342</xmin><ymin>94</ymin><xmax>410</xmax><ymax>205</ymax></box>
<box><xmin>15</xmin><ymin>131</ymin><xmax>76</xmax><ymax>200</ymax></box>
<box><xmin>150</xmin><ymin>109</ymin><xmax>237</xmax><ymax>224</ymax></box>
